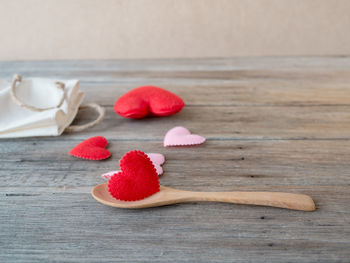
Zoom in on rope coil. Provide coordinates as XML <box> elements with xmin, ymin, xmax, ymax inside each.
<box><xmin>11</xmin><ymin>74</ymin><xmax>67</xmax><ymax>112</ymax></box>
<box><xmin>65</xmin><ymin>103</ymin><xmax>105</xmax><ymax>133</ymax></box>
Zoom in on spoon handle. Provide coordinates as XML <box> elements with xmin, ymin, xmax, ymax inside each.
<box><xmin>184</xmin><ymin>191</ymin><xmax>315</xmax><ymax>211</ymax></box>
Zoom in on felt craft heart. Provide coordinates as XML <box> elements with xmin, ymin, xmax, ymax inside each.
<box><xmin>164</xmin><ymin>126</ymin><xmax>206</xmax><ymax>147</ymax></box>
<box><xmin>147</xmin><ymin>153</ymin><xmax>165</xmax><ymax>175</ymax></box>
<box><xmin>107</xmin><ymin>150</ymin><xmax>160</xmax><ymax>201</ymax></box>
<box><xmin>69</xmin><ymin>136</ymin><xmax>111</xmax><ymax>160</ymax></box>
<box><xmin>101</xmin><ymin>153</ymin><xmax>165</xmax><ymax>180</ymax></box>
<box><xmin>114</xmin><ymin>86</ymin><xmax>185</xmax><ymax>119</ymax></box>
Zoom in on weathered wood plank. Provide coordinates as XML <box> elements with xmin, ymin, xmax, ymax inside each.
<box><xmin>1</xmin><ymin>188</ymin><xmax>349</xmax><ymax>263</ymax></box>
<box><xmin>1</xmin><ymin>140</ymin><xmax>350</xmax><ymax>189</ymax></box>
<box><xmin>8</xmin><ymin>105</ymin><xmax>350</xmax><ymax>141</ymax></box>
<box><xmin>81</xmin><ymin>82</ymin><xmax>350</xmax><ymax>107</ymax></box>
<box><xmin>1</xmin><ymin>57</ymin><xmax>350</xmax><ymax>73</ymax></box>
<box><xmin>1</xmin><ymin>138</ymin><xmax>349</xmax><ymax>262</ymax></box>
<box><xmin>2</xmin><ymin>57</ymin><xmax>350</xmax><ymax>107</ymax></box>
<box><xmin>1</xmin><ymin>57</ymin><xmax>350</xmax><ymax>263</ymax></box>
<box><xmin>66</xmin><ymin>106</ymin><xmax>350</xmax><ymax>140</ymax></box>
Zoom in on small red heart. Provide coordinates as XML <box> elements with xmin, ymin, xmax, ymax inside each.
<box><xmin>108</xmin><ymin>150</ymin><xmax>160</xmax><ymax>201</ymax></box>
<box><xmin>114</xmin><ymin>86</ymin><xmax>185</xmax><ymax>119</ymax></box>
<box><xmin>69</xmin><ymin>136</ymin><xmax>111</xmax><ymax>160</ymax></box>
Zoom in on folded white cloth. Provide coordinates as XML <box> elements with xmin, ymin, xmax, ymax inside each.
<box><xmin>0</xmin><ymin>75</ymin><xmax>102</xmax><ymax>138</ymax></box>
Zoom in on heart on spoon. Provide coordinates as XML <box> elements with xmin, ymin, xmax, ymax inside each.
<box><xmin>69</xmin><ymin>136</ymin><xmax>111</xmax><ymax>160</ymax></box>
<box><xmin>164</xmin><ymin>126</ymin><xmax>206</xmax><ymax>147</ymax></box>
<box><xmin>101</xmin><ymin>153</ymin><xmax>165</xmax><ymax>180</ymax></box>
<box><xmin>107</xmin><ymin>150</ymin><xmax>160</xmax><ymax>201</ymax></box>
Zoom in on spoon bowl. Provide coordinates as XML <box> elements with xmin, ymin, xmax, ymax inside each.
<box><xmin>92</xmin><ymin>183</ymin><xmax>316</xmax><ymax>211</ymax></box>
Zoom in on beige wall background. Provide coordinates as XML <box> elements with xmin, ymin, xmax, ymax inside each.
<box><xmin>0</xmin><ymin>0</ymin><xmax>350</xmax><ymax>61</ymax></box>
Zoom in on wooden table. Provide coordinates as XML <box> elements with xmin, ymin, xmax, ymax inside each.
<box><xmin>1</xmin><ymin>57</ymin><xmax>349</xmax><ymax>262</ymax></box>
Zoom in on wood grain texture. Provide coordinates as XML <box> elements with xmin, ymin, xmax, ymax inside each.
<box><xmin>1</xmin><ymin>57</ymin><xmax>350</xmax><ymax>262</ymax></box>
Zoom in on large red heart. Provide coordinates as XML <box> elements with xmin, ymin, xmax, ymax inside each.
<box><xmin>107</xmin><ymin>150</ymin><xmax>160</xmax><ymax>201</ymax></box>
<box><xmin>114</xmin><ymin>86</ymin><xmax>185</xmax><ymax>119</ymax></box>
<box><xmin>69</xmin><ymin>136</ymin><xmax>111</xmax><ymax>160</ymax></box>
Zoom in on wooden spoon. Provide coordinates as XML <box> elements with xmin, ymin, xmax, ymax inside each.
<box><xmin>92</xmin><ymin>183</ymin><xmax>316</xmax><ymax>211</ymax></box>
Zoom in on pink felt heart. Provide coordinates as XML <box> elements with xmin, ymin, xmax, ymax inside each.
<box><xmin>101</xmin><ymin>153</ymin><xmax>165</xmax><ymax>180</ymax></box>
<box><xmin>164</xmin><ymin>126</ymin><xmax>206</xmax><ymax>147</ymax></box>
<box><xmin>147</xmin><ymin>153</ymin><xmax>165</xmax><ymax>175</ymax></box>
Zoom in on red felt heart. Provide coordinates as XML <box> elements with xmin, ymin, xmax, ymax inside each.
<box><xmin>107</xmin><ymin>150</ymin><xmax>160</xmax><ymax>201</ymax></box>
<box><xmin>69</xmin><ymin>136</ymin><xmax>111</xmax><ymax>160</ymax></box>
<box><xmin>114</xmin><ymin>86</ymin><xmax>185</xmax><ymax>119</ymax></box>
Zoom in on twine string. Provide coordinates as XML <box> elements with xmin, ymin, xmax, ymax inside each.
<box><xmin>10</xmin><ymin>74</ymin><xmax>105</xmax><ymax>132</ymax></box>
